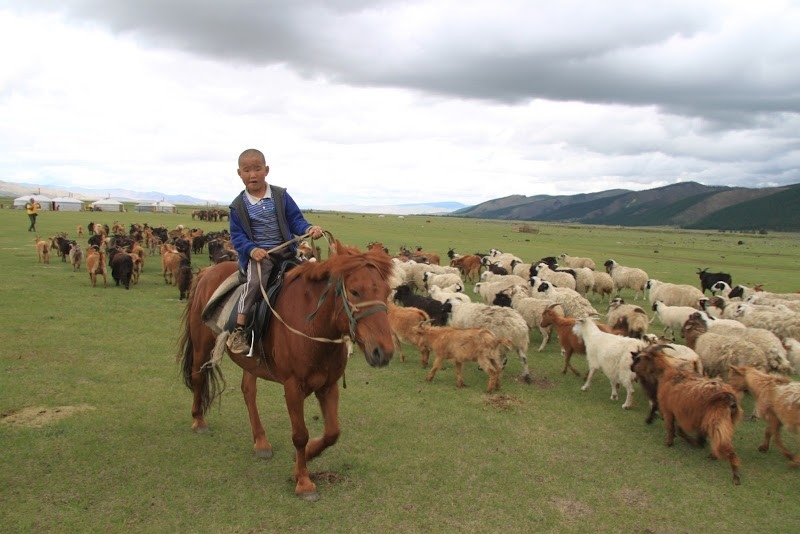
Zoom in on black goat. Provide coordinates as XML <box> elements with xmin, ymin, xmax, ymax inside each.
<box><xmin>697</xmin><ymin>268</ymin><xmax>733</xmax><ymax>295</ymax></box>
<box><xmin>393</xmin><ymin>284</ymin><xmax>448</xmax><ymax>326</ymax></box>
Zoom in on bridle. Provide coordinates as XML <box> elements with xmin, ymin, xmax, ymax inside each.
<box><xmin>257</xmin><ymin>250</ymin><xmax>387</xmax><ymax>346</ymax></box>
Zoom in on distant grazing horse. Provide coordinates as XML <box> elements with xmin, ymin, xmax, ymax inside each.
<box><xmin>178</xmin><ymin>238</ymin><xmax>395</xmax><ymax>500</ymax></box>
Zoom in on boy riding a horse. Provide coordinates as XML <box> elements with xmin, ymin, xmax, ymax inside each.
<box><xmin>226</xmin><ymin>148</ymin><xmax>323</xmax><ymax>355</ymax></box>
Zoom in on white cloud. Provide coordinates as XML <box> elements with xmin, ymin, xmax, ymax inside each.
<box><xmin>0</xmin><ymin>1</ymin><xmax>798</xmax><ymax>209</ymax></box>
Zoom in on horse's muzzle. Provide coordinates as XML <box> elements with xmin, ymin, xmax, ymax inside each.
<box><xmin>363</xmin><ymin>345</ymin><xmax>393</xmax><ymax>368</ymax></box>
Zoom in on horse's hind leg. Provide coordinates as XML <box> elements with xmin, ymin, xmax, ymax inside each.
<box><xmin>240</xmin><ymin>371</ymin><xmax>273</xmax><ymax>459</ymax></box>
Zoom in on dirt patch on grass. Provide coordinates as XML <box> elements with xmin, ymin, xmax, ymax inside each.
<box><xmin>1</xmin><ymin>405</ymin><xmax>95</xmax><ymax>428</ymax></box>
<box><xmin>310</xmin><ymin>470</ymin><xmax>351</xmax><ymax>486</ymax></box>
<box><xmin>483</xmin><ymin>394</ymin><xmax>524</xmax><ymax>410</ymax></box>
<box><xmin>618</xmin><ymin>487</ymin><xmax>652</xmax><ymax>509</ymax></box>
<box><xmin>512</xmin><ymin>371</ymin><xmax>557</xmax><ymax>389</ymax></box>
<box><xmin>548</xmin><ymin>496</ymin><xmax>593</xmax><ymax>522</ymax></box>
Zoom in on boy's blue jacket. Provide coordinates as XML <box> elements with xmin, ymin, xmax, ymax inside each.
<box><xmin>229</xmin><ymin>185</ymin><xmax>313</xmax><ymax>272</ymax></box>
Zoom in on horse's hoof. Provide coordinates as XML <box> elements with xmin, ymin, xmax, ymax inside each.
<box><xmin>254</xmin><ymin>448</ymin><xmax>273</xmax><ymax>459</ymax></box>
<box><xmin>522</xmin><ymin>374</ymin><xmax>533</xmax><ymax>384</ymax></box>
<box><xmin>299</xmin><ymin>491</ymin><xmax>320</xmax><ymax>502</ymax></box>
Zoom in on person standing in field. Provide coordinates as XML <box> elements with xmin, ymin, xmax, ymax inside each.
<box><xmin>25</xmin><ymin>198</ymin><xmax>41</xmax><ymax>232</ymax></box>
<box><xmin>226</xmin><ymin>148</ymin><xmax>323</xmax><ymax>356</ymax></box>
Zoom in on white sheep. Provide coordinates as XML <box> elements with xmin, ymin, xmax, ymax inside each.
<box><xmin>504</xmin><ymin>284</ymin><xmax>555</xmax><ymax>351</ymax></box>
<box><xmin>651</xmin><ymin>300</ymin><xmax>701</xmax><ymax>340</ymax></box>
<box><xmin>710</xmin><ymin>281</ymin><xmax>733</xmax><ymax>296</ymax></box>
<box><xmin>605</xmin><ymin>297</ymin><xmax>649</xmax><ymax>339</ymax></box>
<box><xmin>705</xmin><ymin>322</ymin><xmax>793</xmax><ymax>375</ymax></box>
<box><xmin>681</xmin><ymin>313</ymin><xmax>774</xmax><ymax>378</ymax></box>
<box><xmin>603</xmin><ymin>259</ymin><xmax>649</xmax><ymax>300</ymax></box>
<box><xmin>428</xmin><ymin>284</ymin><xmax>471</xmax><ymax>304</ymax></box>
<box><xmin>746</xmin><ymin>293</ymin><xmax>800</xmax><ymax>312</ymax></box>
<box><xmin>642</xmin><ymin>334</ymin><xmax>704</xmax><ymax>374</ymax></box>
<box><xmin>783</xmin><ymin>338</ymin><xmax>800</xmax><ymax>374</ymax></box>
<box><xmin>535</xmin><ymin>280</ymin><xmax>598</xmax><ymax>318</ymax></box>
<box><xmin>532</xmin><ymin>262</ymin><xmax>577</xmax><ymax>291</ymax></box>
<box><xmin>590</xmin><ymin>271</ymin><xmax>615</xmax><ymax>301</ymax></box>
<box><xmin>443</xmin><ymin>299</ymin><xmax>532</xmax><ymax>382</ymax></box>
<box><xmin>479</xmin><ymin>271</ymin><xmax>529</xmax><ymax>286</ymax></box>
<box><xmin>423</xmin><ymin>271</ymin><xmax>463</xmax><ymax>294</ymax></box>
<box><xmin>647</xmin><ymin>279</ymin><xmax>704</xmax><ymax>309</ymax></box>
<box><xmin>510</xmin><ymin>259</ymin><xmax>532</xmax><ymax>278</ymax></box>
<box><xmin>700</xmin><ymin>295</ymin><xmax>738</xmax><ymax>319</ymax></box>
<box><xmin>734</xmin><ymin>302</ymin><xmax>800</xmax><ymax>341</ymax></box>
<box><xmin>569</xmin><ymin>266</ymin><xmax>595</xmax><ymax>296</ymax></box>
<box><xmin>474</xmin><ymin>277</ymin><xmax>529</xmax><ymax>304</ymax></box>
<box><xmin>572</xmin><ymin>317</ymin><xmax>648</xmax><ymax>409</ymax></box>
<box><xmin>558</xmin><ymin>253</ymin><xmax>596</xmax><ymax>270</ymax></box>
<box><xmin>484</xmin><ymin>250</ymin><xmax>522</xmax><ymax>272</ymax></box>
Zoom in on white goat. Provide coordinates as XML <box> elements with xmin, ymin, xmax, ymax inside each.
<box><xmin>572</xmin><ymin>317</ymin><xmax>647</xmax><ymax>409</ymax></box>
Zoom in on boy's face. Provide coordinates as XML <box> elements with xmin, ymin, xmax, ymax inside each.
<box><xmin>238</xmin><ymin>155</ymin><xmax>269</xmax><ymax>195</ymax></box>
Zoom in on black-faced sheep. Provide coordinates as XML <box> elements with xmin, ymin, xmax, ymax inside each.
<box><xmin>604</xmin><ymin>259</ymin><xmax>649</xmax><ymax>300</ymax></box>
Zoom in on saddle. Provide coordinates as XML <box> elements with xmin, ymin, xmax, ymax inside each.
<box><xmin>201</xmin><ymin>259</ymin><xmax>302</xmax><ymax>342</ymax></box>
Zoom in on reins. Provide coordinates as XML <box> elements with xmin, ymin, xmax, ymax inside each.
<box><xmin>256</xmin><ymin>232</ymin><xmax>387</xmax><ymax>345</ymax></box>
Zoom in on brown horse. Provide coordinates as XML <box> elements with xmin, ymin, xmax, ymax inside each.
<box><xmin>178</xmin><ymin>239</ymin><xmax>395</xmax><ymax>500</ymax></box>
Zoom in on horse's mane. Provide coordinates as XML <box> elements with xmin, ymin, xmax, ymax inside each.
<box><xmin>286</xmin><ymin>240</ymin><xmax>393</xmax><ymax>284</ymax></box>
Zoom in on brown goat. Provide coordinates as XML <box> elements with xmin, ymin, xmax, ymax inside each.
<box><xmin>727</xmin><ymin>366</ymin><xmax>800</xmax><ymax>467</ymax></box>
<box><xmin>35</xmin><ymin>237</ymin><xmax>50</xmax><ymax>264</ymax></box>
<box><xmin>387</xmin><ymin>303</ymin><xmax>430</xmax><ymax>365</ymax></box>
<box><xmin>540</xmin><ymin>304</ymin><xmax>615</xmax><ymax>376</ymax></box>
<box><xmin>161</xmin><ymin>250</ymin><xmax>186</xmax><ymax>285</ymax></box>
<box><xmin>410</xmin><ymin>324</ymin><xmax>512</xmax><ymax>393</ymax></box>
<box><xmin>450</xmin><ymin>254</ymin><xmax>484</xmax><ymax>282</ymax></box>
<box><xmin>86</xmin><ymin>246</ymin><xmax>107</xmax><ymax>288</ymax></box>
<box><xmin>631</xmin><ymin>345</ymin><xmax>743</xmax><ymax>485</ymax></box>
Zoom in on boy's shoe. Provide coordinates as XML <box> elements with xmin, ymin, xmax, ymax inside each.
<box><xmin>226</xmin><ymin>327</ymin><xmax>251</xmax><ymax>355</ymax></box>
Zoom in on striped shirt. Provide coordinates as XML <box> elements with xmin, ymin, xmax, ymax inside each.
<box><xmin>243</xmin><ymin>192</ymin><xmax>284</xmax><ymax>249</ymax></box>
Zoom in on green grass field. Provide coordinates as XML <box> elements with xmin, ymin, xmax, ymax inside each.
<box><xmin>2</xmin><ymin>204</ymin><xmax>800</xmax><ymax>533</ymax></box>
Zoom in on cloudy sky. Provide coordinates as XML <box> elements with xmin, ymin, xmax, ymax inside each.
<box><xmin>1</xmin><ymin>1</ymin><xmax>798</xmax><ymax>208</ymax></box>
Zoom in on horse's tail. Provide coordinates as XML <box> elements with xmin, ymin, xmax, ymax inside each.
<box><xmin>177</xmin><ymin>266</ymin><xmax>225</xmax><ymax>414</ymax></box>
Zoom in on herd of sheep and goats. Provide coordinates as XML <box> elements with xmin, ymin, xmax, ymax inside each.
<box><xmin>35</xmin><ymin>224</ymin><xmax>800</xmax><ymax>485</ymax></box>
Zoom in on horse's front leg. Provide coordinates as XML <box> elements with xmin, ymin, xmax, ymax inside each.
<box><xmin>284</xmin><ymin>380</ymin><xmax>317</xmax><ymax>500</ymax></box>
<box><xmin>307</xmin><ymin>383</ymin><xmax>341</xmax><ymax>461</ymax></box>
<box><xmin>240</xmin><ymin>371</ymin><xmax>272</xmax><ymax>458</ymax></box>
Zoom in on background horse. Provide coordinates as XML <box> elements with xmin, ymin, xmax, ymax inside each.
<box><xmin>178</xmin><ymin>239</ymin><xmax>395</xmax><ymax>500</ymax></box>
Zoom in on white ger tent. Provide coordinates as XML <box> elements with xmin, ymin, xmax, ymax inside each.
<box><xmin>91</xmin><ymin>199</ymin><xmax>124</xmax><ymax>212</ymax></box>
<box><xmin>52</xmin><ymin>196</ymin><xmax>84</xmax><ymax>211</ymax></box>
<box><xmin>14</xmin><ymin>194</ymin><xmax>53</xmax><ymax>210</ymax></box>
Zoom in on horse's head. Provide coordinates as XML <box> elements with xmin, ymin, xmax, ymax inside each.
<box><xmin>333</xmin><ymin>243</ymin><xmax>395</xmax><ymax>367</ymax></box>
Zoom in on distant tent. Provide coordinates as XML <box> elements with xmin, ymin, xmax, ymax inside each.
<box><xmin>14</xmin><ymin>194</ymin><xmax>53</xmax><ymax>211</ymax></box>
<box><xmin>52</xmin><ymin>196</ymin><xmax>84</xmax><ymax>212</ymax></box>
<box><xmin>91</xmin><ymin>199</ymin><xmax>124</xmax><ymax>212</ymax></box>
<box><xmin>135</xmin><ymin>200</ymin><xmax>177</xmax><ymax>213</ymax></box>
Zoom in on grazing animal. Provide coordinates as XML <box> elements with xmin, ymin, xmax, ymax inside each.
<box><xmin>68</xmin><ymin>242</ymin><xmax>83</xmax><ymax>271</ymax></box>
<box><xmin>176</xmin><ymin>256</ymin><xmax>193</xmax><ymax>300</ymax></box>
<box><xmin>410</xmin><ymin>324</ymin><xmax>512</xmax><ymax>393</ymax></box>
<box><xmin>727</xmin><ymin>366</ymin><xmax>800</xmax><ymax>468</ymax></box>
<box><xmin>697</xmin><ymin>268</ymin><xmax>733</xmax><ymax>295</ymax></box>
<box><xmin>572</xmin><ymin>317</ymin><xmax>647</xmax><ymax>408</ymax></box>
<box><xmin>603</xmin><ymin>259</ymin><xmax>648</xmax><ymax>300</ymax></box>
<box><xmin>109</xmin><ymin>248</ymin><xmax>134</xmax><ymax>289</ymax></box>
<box><xmin>393</xmin><ymin>284</ymin><xmax>448</xmax><ymax>326</ymax></box>
<box><xmin>387</xmin><ymin>303</ymin><xmax>430</xmax><ymax>365</ymax></box>
<box><xmin>35</xmin><ymin>237</ymin><xmax>50</xmax><ymax>264</ymax></box>
<box><xmin>442</xmin><ymin>299</ymin><xmax>532</xmax><ymax>383</ymax></box>
<box><xmin>86</xmin><ymin>246</ymin><xmax>107</xmax><ymax>288</ymax></box>
<box><xmin>630</xmin><ymin>345</ymin><xmax>743</xmax><ymax>485</ymax></box>
<box><xmin>179</xmin><ymin>239</ymin><xmax>395</xmax><ymax>501</ymax></box>
<box><xmin>541</xmin><ymin>304</ymin><xmax>618</xmax><ymax>376</ymax></box>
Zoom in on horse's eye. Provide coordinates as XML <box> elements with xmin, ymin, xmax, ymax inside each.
<box><xmin>350</xmin><ymin>289</ymin><xmax>360</xmax><ymax>298</ymax></box>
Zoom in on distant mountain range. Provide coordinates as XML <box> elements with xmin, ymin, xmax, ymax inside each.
<box><xmin>452</xmin><ymin>182</ymin><xmax>800</xmax><ymax>232</ymax></box>
<box><xmin>3</xmin><ymin>178</ymin><xmax>797</xmax><ymax>229</ymax></box>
